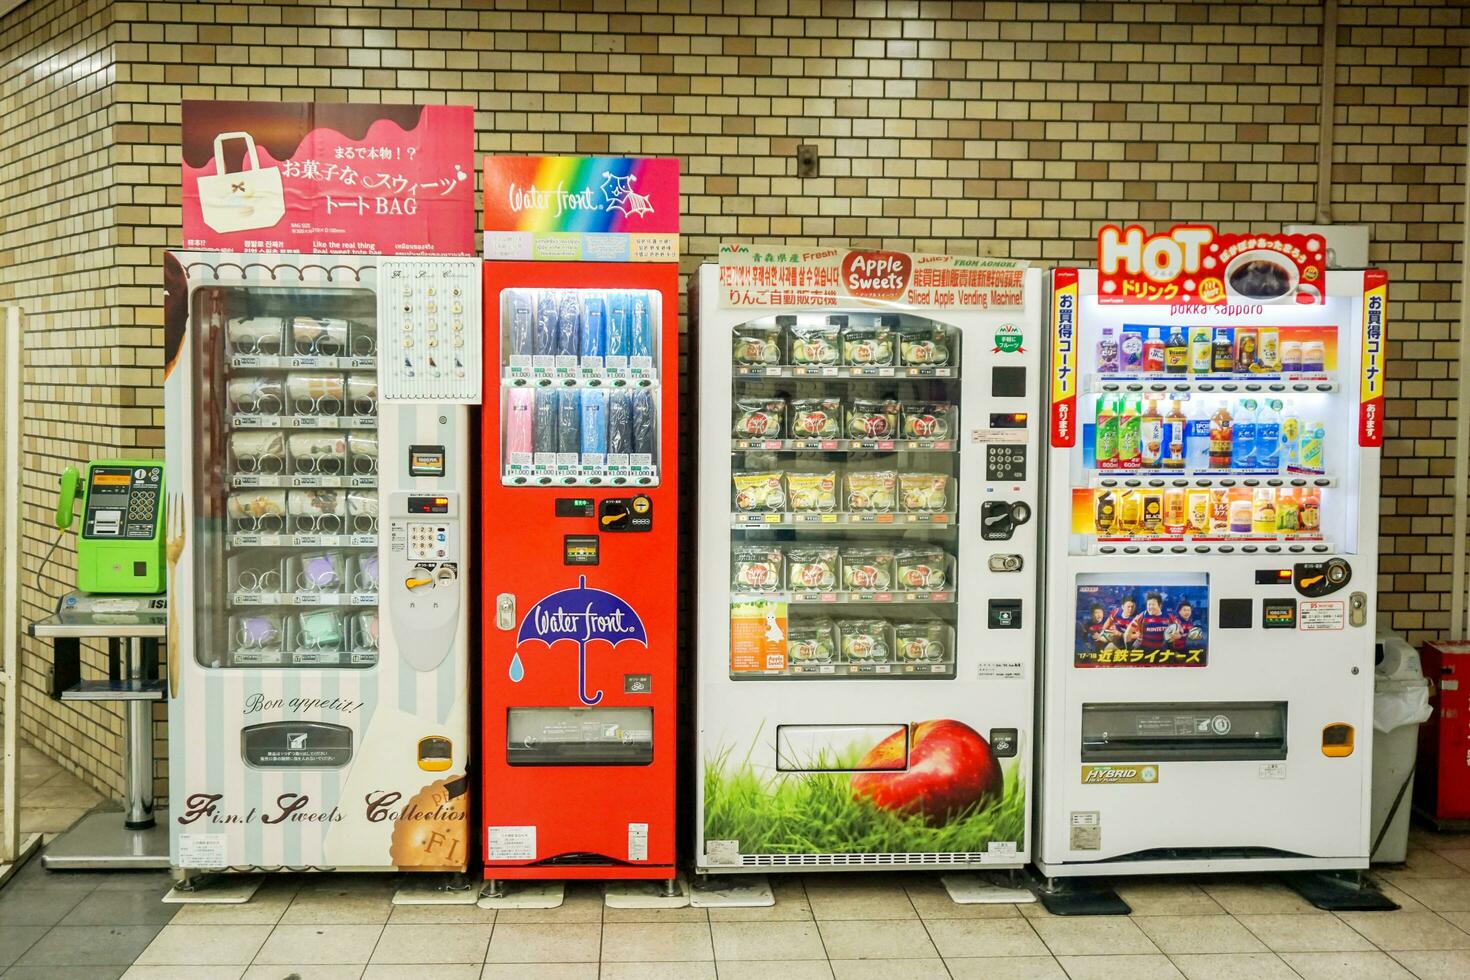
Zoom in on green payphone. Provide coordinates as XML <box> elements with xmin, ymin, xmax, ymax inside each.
<box><xmin>56</xmin><ymin>460</ymin><xmax>165</xmax><ymax>594</ymax></box>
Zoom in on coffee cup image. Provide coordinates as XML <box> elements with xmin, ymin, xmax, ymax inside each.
<box><xmin>1224</xmin><ymin>250</ymin><xmax>1299</xmax><ymax>302</ymax></box>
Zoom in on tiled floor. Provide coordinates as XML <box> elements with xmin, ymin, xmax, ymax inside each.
<box><xmin>0</xmin><ymin>742</ymin><xmax>104</xmax><ymax>839</ymax></box>
<box><xmin>0</xmin><ymin>824</ymin><xmax>1466</xmax><ymax>979</ymax></box>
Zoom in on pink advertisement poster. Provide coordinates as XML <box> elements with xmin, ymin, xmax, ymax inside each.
<box><xmin>181</xmin><ymin>101</ymin><xmax>474</xmax><ymax>255</ymax></box>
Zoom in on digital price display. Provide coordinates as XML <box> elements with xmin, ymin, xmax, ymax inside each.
<box><xmin>408</xmin><ymin>495</ymin><xmax>450</xmax><ymax>514</ymax></box>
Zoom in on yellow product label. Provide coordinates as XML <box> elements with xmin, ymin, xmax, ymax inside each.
<box><xmin>1081</xmin><ymin>764</ymin><xmax>1159</xmax><ymax>785</ymax></box>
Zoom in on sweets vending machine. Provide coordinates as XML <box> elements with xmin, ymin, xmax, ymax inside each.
<box><xmin>695</xmin><ymin>247</ymin><xmax>1043</xmax><ymax>882</ymax></box>
<box><xmin>1036</xmin><ymin>226</ymin><xmax>1387</xmax><ymax>893</ymax></box>
<box><xmin>478</xmin><ymin>157</ymin><xmax>681</xmax><ymax>897</ymax></box>
<box><xmin>164</xmin><ymin>252</ymin><xmax>481</xmax><ymax>881</ymax></box>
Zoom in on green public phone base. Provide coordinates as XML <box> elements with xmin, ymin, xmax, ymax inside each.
<box><xmin>55</xmin><ymin>460</ymin><xmax>165</xmax><ymax>594</ymax></box>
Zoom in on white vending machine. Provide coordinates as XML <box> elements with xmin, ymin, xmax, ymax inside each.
<box><xmin>1035</xmin><ymin>228</ymin><xmax>1387</xmax><ymax>895</ymax></box>
<box><xmin>694</xmin><ymin>248</ymin><xmax>1043</xmax><ymax>879</ymax></box>
<box><xmin>163</xmin><ymin>252</ymin><xmax>480</xmax><ymax>884</ymax></box>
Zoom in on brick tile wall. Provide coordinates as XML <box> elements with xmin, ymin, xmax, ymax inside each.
<box><xmin>0</xmin><ymin>0</ymin><xmax>1463</xmax><ymax>798</ymax></box>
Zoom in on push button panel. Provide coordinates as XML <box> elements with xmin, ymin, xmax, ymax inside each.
<box><xmin>986</xmin><ymin>444</ymin><xmax>1028</xmax><ymax>482</ymax></box>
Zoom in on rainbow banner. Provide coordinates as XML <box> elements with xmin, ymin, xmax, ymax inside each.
<box><xmin>482</xmin><ymin>156</ymin><xmax>680</xmax><ymax>262</ymax></box>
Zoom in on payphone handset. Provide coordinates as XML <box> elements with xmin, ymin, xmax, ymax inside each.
<box><xmin>55</xmin><ymin>460</ymin><xmax>166</xmax><ymax>595</ymax></box>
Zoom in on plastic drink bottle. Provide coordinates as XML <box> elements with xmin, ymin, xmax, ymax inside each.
<box><xmin>1185</xmin><ymin>400</ymin><xmax>1210</xmax><ymax>470</ymax></box>
<box><xmin>1163</xmin><ymin>399</ymin><xmax>1187</xmax><ymax>470</ymax></box>
<box><xmin>1095</xmin><ymin>489</ymin><xmax>1117</xmax><ymax>534</ymax></box>
<box><xmin>1232</xmin><ymin>398</ymin><xmax>1257</xmax><ymax>469</ymax></box>
<box><xmin>1097</xmin><ymin>327</ymin><xmax>1120</xmax><ymax>372</ymax></box>
<box><xmin>1119</xmin><ymin>328</ymin><xmax>1144</xmax><ymax>372</ymax></box>
<box><xmin>1281</xmin><ymin>413</ymin><xmax>1302</xmax><ymax>468</ymax></box>
<box><xmin>1095</xmin><ymin>394</ymin><xmax>1119</xmax><ymax>469</ymax></box>
<box><xmin>1276</xmin><ymin>488</ymin><xmax>1299</xmax><ymax>533</ymax></box>
<box><xmin>1208</xmin><ymin>401</ymin><xmax>1233</xmax><ymax>470</ymax></box>
<box><xmin>1300</xmin><ymin>487</ymin><xmax>1321</xmax><ymax>533</ymax></box>
<box><xmin>508</xmin><ymin>292</ymin><xmax>534</xmax><ymax>357</ymax></box>
<box><xmin>580</xmin><ymin>295</ymin><xmax>606</xmax><ymax>359</ymax></box>
<box><xmin>1234</xmin><ymin>327</ymin><xmax>1258</xmax><ymax>372</ymax></box>
<box><xmin>605</xmin><ymin>294</ymin><xmax>630</xmax><ymax>358</ymax></box>
<box><xmin>1164</xmin><ymin>325</ymin><xmax>1188</xmax><ymax>374</ymax></box>
<box><xmin>1189</xmin><ymin>327</ymin><xmax>1212</xmax><ymax>374</ymax></box>
<box><xmin>1118</xmin><ymin>395</ymin><xmax>1141</xmax><ymax>470</ymax></box>
<box><xmin>1142</xmin><ymin>328</ymin><xmax>1166</xmax><ymax>373</ymax></box>
<box><xmin>1163</xmin><ymin>487</ymin><xmax>1187</xmax><ymax>534</ymax></box>
<box><xmin>1299</xmin><ymin>420</ymin><xmax>1325</xmax><ymax>474</ymax></box>
<box><xmin>1212</xmin><ymin>327</ymin><xmax>1235</xmax><ymax>374</ymax></box>
<box><xmin>1252</xmin><ymin>487</ymin><xmax>1278</xmax><ymax>535</ymax></box>
<box><xmin>1257</xmin><ymin>327</ymin><xmax>1279</xmax><ymax>371</ymax></box>
<box><xmin>1140</xmin><ymin>398</ymin><xmax>1163</xmax><ymax>469</ymax></box>
<box><xmin>1256</xmin><ymin>399</ymin><xmax>1282</xmax><ymax>468</ymax></box>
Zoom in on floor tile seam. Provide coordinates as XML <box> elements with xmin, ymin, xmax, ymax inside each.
<box><xmin>1385</xmin><ymin>947</ymin><xmax>1469</xmax><ymax>980</ymax></box>
<box><xmin>1160</xmin><ymin>947</ymin><xmax>1308</xmax><ymax>980</ymax></box>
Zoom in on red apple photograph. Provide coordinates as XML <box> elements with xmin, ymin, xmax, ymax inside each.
<box><xmin>850</xmin><ymin>719</ymin><xmax>1004</xmax><ymax>827</ymax></box>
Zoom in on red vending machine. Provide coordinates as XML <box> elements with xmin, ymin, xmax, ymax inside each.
<box><xmin>478</xmin><ymin>157</ymin><xmax>682</xmax><ymax>903</ymax></box>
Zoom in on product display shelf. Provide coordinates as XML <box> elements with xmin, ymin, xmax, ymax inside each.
<box><xmin>502</xmin><ymin>366</ymin><xmax>658</xmax><ymax>387</ymax></box>
<box><xmin>502</xmin><ymin>465</ymin><xmax>658</xmax><ymax>487</ymax></box>
<box><xmin>230</xmin><ymin>353</ymin><xmax>378</xmax><ymax>371</ymax></box>
<box><xmin>1087</xmin><ymin>373</ymin><xmax>1339</xmax><ymax>395</ymax></box>
<box><xmin>1090</xmin><ymin>537</ymin><xmax>1335</xmax><ymax>556</ymax></box>
<box><xmin>732</xmin><ymin>511</ymin><xmax>957</xmax><ymax>528</ymax></box>
<box><xmin>733</xmin><ymin>589</ymin><xmax>957</xmax><ymax>605</ymax></box>
<box><xmin>736</xmin><ymin>659</ymin><xmax>958</xmax><ymax>680</ymax></box>
<box><xmin>733</xmin><ymin>437</ymin><xmax>956</xmax><ymax>453</ymax></box>
<box><xmin>232</xmin><ymin>414</ymin><xmax>378</xmax><ymax>430</ymax></box>
<box><xmin>1087</xmin><ymin>471</ymin><xmax>1337</xmax><ymax>489</ymax></box>
<box><xmin>734</xmin><ymin>364</ymin><xmax>958</xmax><ymax>379</ymax></box>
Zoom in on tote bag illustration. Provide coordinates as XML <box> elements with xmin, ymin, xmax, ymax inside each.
<box><xmin>197</xmin><ymin>132</ymin><xmax>286</xmax><ymax>234</ymax></box>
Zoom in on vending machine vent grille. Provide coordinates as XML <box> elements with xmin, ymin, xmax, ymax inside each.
<box><xmin>741</xmin><ymin>851</ymin><xmax>987</xmax><ymax>868</ymax></box>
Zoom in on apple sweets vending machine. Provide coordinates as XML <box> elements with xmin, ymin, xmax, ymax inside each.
<box><xmin>1036</xmin><ymin>225</ymin><xmax>1386</xmax><ymax>886</ymax></box>
<box><xmin>478</xmin><ymin>157</ymin><xmax>682</xmax><ymax>892</ymax></box>
<box><xmin>695</xmin><ymin>247</ymin><xmax>1044</xmax><ymax>879</ymax></box>
<box><xmin>164</xmin><ymin>101</ymin><xmax>481</xmax><ymax>886</ymax></box>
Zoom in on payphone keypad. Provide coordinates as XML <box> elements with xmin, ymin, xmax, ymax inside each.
<box><xmin>85</xmin><ymin>465</ymin><xmax>162</xmax><ymax>539</ymax></box>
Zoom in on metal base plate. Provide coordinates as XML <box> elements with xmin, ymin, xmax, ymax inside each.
<box><xmin>1035</xmin><ymin>879</ymin><xmax>1131</xmax><ymax>916</ymax></box>
<box><xmin>41</xmin><ymin>810</ymin><xmax>169</xmax><ymax>870</ymax></box>
<box><xmin>163</xmin><ymin>875</ymin><xmax>263</xmax><ymax>904</ymax></box>
<box><xmin>690</xmin><ymin>873</ymin><xmax>775</xmax><ymax>908</ymax></box>
<box><xmin>478</xmin><ymin>880</ymin><xmax>565</xmax><ymax>909</ymax></box>
<box><xmin>1282</xmin><ymin>871</ymin><xmax>1399</xmax><ymax>912</ymax></box>
<box><xmin>0</xmin><ymin>833</ymin><xmax>43</xmax><ymax>888</ymax></box>
<box><xmin>942</xmin><ymin>872</ymin><xmax>1037</xmax><ymax>904</ymax></box>
<box><xmin>393</xmin><ymin>874</ymin><xmax>479</xmax><ymax>905</ymax></box>
<box><xmin>604</xmin><ymin>873</ymin><xmax>689</xmax><ymax>909</ymax></box>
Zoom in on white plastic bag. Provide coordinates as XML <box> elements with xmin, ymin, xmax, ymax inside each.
<box><xmin>1374</xmin><ymin>631</ymin><xmax>1433</xmax><ymax>733</ymax></box>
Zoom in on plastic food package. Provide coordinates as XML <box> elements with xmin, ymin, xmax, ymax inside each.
<box><xmin>899</xmin><ymin>324</ymin><xmax>951</xmax><ymax>366</ymax></box>
<box><xmin>630</xmin><ymin>293</ymin><xmax>654</xmax><ymax>359</ymax></box>
<box><xmin>895</xmin><ymin>621</ymin><xmax>950</xmax><ymax>662</ymax></box>
<box><xmin>900</xmin><ymin>472</ymin><xmax>950</xmax><ymax>512</ymax></box>
<box><xmin>286</xmin><ymin>373</ymin><xmax>345</xmax><ymax>416</ymax></box>
<box><xmin>788</xmin><ymin>397</ymin><xmax>842</xmax><ymax>440</ymax></box>
<box><xmin>732</xmin><ymin>471</ymin><xmax>785</xmax><ymax>512</ymax></box>
<box><xmin>788</xmin><ymin>618</ymin><xmax>838</xmax><ymax>664</ymax></box>
<box><xmin>842</xmin><ymin>320</ymin><xmax>895</xmax><ymax>366</ymax></box>
<box><xmin>291</xmin><ymin>316</ymin><xmax>349</xmax><ymax>356</ymax></box>
<box><xmin>505</xmin><ymin>389</ymin><xmax>534</xmax><ymax>459</ymax></box>
<box><xmin>227</xmin><ymin>316</ymin><xmax>285</xmax><ymax>354</ymax></box>
<box><xmin>227</xmin><ymin>490</ymin><xmax>286</xmax><ymax>531</ymax></box>
<box><xmin>607</xmin><ymin>391</ymin><xmax>632</xmax><ymax>454</ymax></box>
<box><xmin>840</xmin><ymin>546</ymin><xmax>896</xmax><ymax>592</ymax></box>
<box><xmin>228</xmin><ymin>376</ymin><xmax>283</xmax><ymax>414</ymax></box>
<box><xmin>229</xmin><ymin>552</ymin><xmax>282</xmax><ymax>594</ymax></box>
<box><xmin>631</xmin><ymin>389</ymin><xmax>656</xmax><ymax>455</ymax></box>
<box><xmin>288</xmin><ymin>489</ymin><xmax>346</xmax><ymax>533</ymax></box>
<box><xmin>580</xmin><ymin>389</ymin><xmax>607</xmax><ymax>457</ymax></box>
<box><xmin>293</xmin><ymin>551</ymin><xmax>346</xmax><ymax>592</ymax></box>
<box><xmin>844</xmin><ymin>470</ymin><xmax>897</xmax><ymax>512</ymax></box>
<box><xmin>348</xmin><ymin>432</ymin><xmax>378</xmax><ymax>474</ymax></box>
<box><xmin>901</xmin><ymin>402</ymin><xmax>955</xmax><ymax>441</ymax></box>
<box><xmin>287</xmin><ymin>432</ymin><xmax>347</xmax><ymax>475</ymax></box>
<box><xmin>534</xmin><ymin>292</ymin><xmax>558</xmax><ymax>356</ymax></box>
<box><xmin>346</xmin><ymin>374</ymin><xmax>377</xmax><ymax>416</ymax></box>
<box><xmin>606</xmin><ymin>294</ymin><xmax>630</xmax><ymax>357</ymax></box>
<box><xmin>733</xmin><ymin>398</ymin><xmax>785</xmax><ymax>439</ymax></box>
<box><xmin>295</xmin><ymin>609</ymin><xmax>345</xmax><ymax>651</ymax></box>
<box><xmin>233</xmin><ymin>612</ymin><xmax>283</xmax><ymax>650</ymax></box>
<box><xmin>837</xmin><ymin>618</ymin><xmax>890</xmax><ymax>663</ymax></box>
<box><xmin>786</xmin><ymin>545</ymin><xmax>839</xmax><ymax>592</ymax></box>
<box><xmin>231</xmin><ymin>431</ymin><xmax>286</xmax><ymax>473</ymax></box>
<box><xmin>533</xmin><ymin>388</ymin><xmax>558</xmax><ymax>454</ymax></box>
<box><xmin>556</xmin><ymin>291</ymin><xmax>581</xmax><ymax>357</ymax></box>
<box><xmin>557</xmin><ymin>388</ymin><xmax>582</xmax><ymax>454</ymax></box>
<box><xmin>731</xmin><ymin>545</ymin><xmax>784</xmax><ymax>593</ymax></box>
<box><xmin>580</xmin><ymin>295</ymin><xmax>605</xmax><ymax>359</ymax></box>
<box><xmin>790</xmin><ymin>321</ymin><xmax>840</xmax><ymax>366</ymax></box>
<box><xmin>787</xmin><ymin>470</ymin><xmax>839</xmax><ymax>512</ymax></box>
<box><xmin>732</xmin><ymin>325</ymin><xmax>782</xmax><ymax>365</ymax></box>
<box><xmin>347</xmin><ymin>490</ymin><xmax>378</xmax><ymax>533</ymax></box>
<box><xmin>507</xmin><ymin>292</ymin><xmax>534</xmax><ymax>357</ymax></box>
<box><xmin>896</xmin><ymin>547</ymin><xmax>948</xmax><ymax>591</ymax></box>
<box><xmin>846</xmin><ymin>398</ymin><xmax>900</xmax><ymax>439</ymax></box>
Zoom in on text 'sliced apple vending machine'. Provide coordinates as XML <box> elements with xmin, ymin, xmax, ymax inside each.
<box><xmin>479</xmin><ymin>157</ymin><xmax>681</xmax><ymax>892</ymax></box>
<box><xmin>1037</xmin><ymin>225</ymin><xmax>1386</xmax><ymax>884</ymax></box>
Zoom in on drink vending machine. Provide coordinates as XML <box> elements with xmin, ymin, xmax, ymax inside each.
<box><xmin>478</xmin><ymin>157</ymin><xmax>682</xmax><ymax>898</ymax></box>
<box><xmin>1035</xmin><ymin>226</ymin><xmax>1387</xmax><ymax>895</ymax></box>
<box><xmin>694</xmin><ymin>247</ymin><xmax>1043</xmax><ymax>884</ymax></box>
<box><xmin>164</xmin><ymin>251</ymin><xmax>481</xmax><ymax>882</ymax></box>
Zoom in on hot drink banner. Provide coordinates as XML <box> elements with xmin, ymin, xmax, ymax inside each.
<box><xmin>180</xmin><ymin>101</ymin><xmax>475</xmax><ymax>255</ymax></box>
<box><xmin>718</xmin><ymin>244</ymin><xmax>1028</xmax><ymax>311</ymax></box>
<box><xmin>1097</xmin><ymin>224</ymin><xmax>1327</xmax><ymax>306</ymax></box>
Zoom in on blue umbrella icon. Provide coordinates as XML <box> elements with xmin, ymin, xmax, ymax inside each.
<box><xmin>514</xmin><ymin>576</ymin><xmax>648</xmax><ymax>706</ymax></box>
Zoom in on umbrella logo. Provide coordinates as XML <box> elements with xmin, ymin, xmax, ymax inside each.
<box><xmin>514</xmin><ymin>576</ymin><xmax>648</xmax><ymax>706</ymax></box>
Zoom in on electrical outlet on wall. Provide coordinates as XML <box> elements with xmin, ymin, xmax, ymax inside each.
<box><xmin>796</xmin><ymin>144</ymin><xmax>819</xmax><ymax>178</ymax></box>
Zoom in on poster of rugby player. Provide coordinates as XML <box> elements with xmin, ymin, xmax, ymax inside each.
<box><xmin>1074</xmin><ymin>579</ymin><xmax>1210</xmax><ymax>667</ymax></box>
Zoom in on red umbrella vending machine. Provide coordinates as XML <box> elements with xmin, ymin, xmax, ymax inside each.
<box><xmin>478</xmin><ymin>158</ymin><xmax>681</xmax><ymax>897</ymax></box>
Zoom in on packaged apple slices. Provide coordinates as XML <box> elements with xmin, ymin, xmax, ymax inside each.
<box><xmin>841</xmin><ymin>317</ymin><xmax>895</xmax><ymax>367</ymax></box>
<box><xmin>901</xmin><ymin>402</ymin><xmax>955</xmax><ymax>441</ymax></box>
<box><xmin>789</xmin><ymin>320</ymin><xmax>840</xmax><ymax>366</ymax></box>
<box><xmin>732</xmin><ymin>397</ymin><xmax>786</xmax><ymax>439</ymax></box>
<box><xmin>894</xmin><ymin>621</ymin><xmax>951</xmax><ymax>663</ymax></box>
<box><xmin>900</xmin><ymin>472</ymin><xmax>951</xmax><ymax>513</ymax></box>
<box><xmin>732</xmin><ymin>471</ymin><xmax>786</xmax><ymax>512</ymax></box>
<box><xmin>846</xmin><ymin>398</ymin><xmax>900</xmax><ymax>440</ymax></box>
<box><xmin>732</xmin><ymin>325</ymin><xmax>782</xmax><ymax>365</ymax></box>
<box><xmin>788</xmin><ymin>618</ymin><xmax>837</xmax><ymax>665</ymax></box>
<box><xmin>787</xmin><ymin>470</ymin><xmax>839</xmax><ymax>513</ymax></box>
<box><xmin>731</xmin><ymin>545</ymin><xmax>784</xmax><ymax>593</ymax></box>
<box><xmin>845</xmin><ymin>470</ymin><xmax>897</xmax><ymax>513</ymax></box>
<box><xmin>788</xmin><ymin>397</ymin><xmax>842</xmax><ymax>441</ymax></box>
<box><xmin>786</xmin><ymin>545</ymin><xmax>839</xmax><ymax>593</ymax></box>
<box><xmin>899</xmin><ymin>323</ymin><xmax>952</xmax><ymax>366</ymax></box>
<box><xmin>895</xmin><ymin>547</ymin><xmax>949</xmax><ymax>591</ymax></box>
<box><xmin>840</xmin><ymin>546</ymin><xmax>895</xmax><ymax>592</ymax></box>
<box><xmin>837</xmin><ymin>618</ymin><xmax>891</xmax><ymax>664</ymax></box>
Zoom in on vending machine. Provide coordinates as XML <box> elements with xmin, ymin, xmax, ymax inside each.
<box><xmin>694</xmin><ymin>247</ymin><xmax>1043</xmax><ymax>877</ymax></box>
<box><xmin>478</xmin><ymin>157</ymin><xmax>681</xmax><ymax>893</ymax></box>
<box><xmin>1036</xmin><ymin>226</ymin><xmax>1386</xmax><ymax>884</ymax></box>
<box><xmin>163</xmin><ymin>251</ymin><xmax>480</xmax><ymax>880</ymax></box>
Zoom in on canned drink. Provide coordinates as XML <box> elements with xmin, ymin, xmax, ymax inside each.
<box><xmin>1186</xmin><ymin>489</ymin><xmax>1210</xmax><ymax>534</ymax></box>
<box><xmin>1280</xmin><ymin>340</ymin><xmax>1303</xmax><ymax>371</ymax></box>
